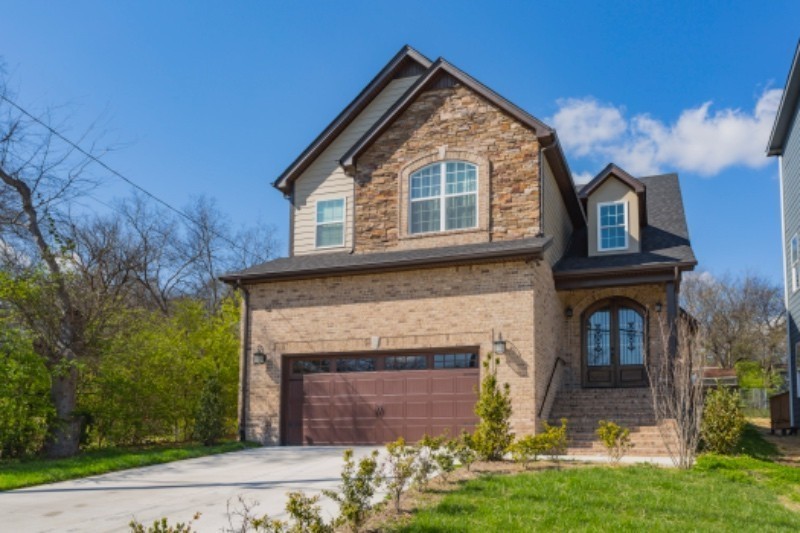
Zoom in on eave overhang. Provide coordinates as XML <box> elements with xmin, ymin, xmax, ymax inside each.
<box><xmin>553</xmin><ymin>261</ymin><xmax>696</xmax><ymax>291</ymax></box>
<box><xmin>767</xmin><ymin>40</ymin><xmax>800</xmax><ymax>157</ymax></box>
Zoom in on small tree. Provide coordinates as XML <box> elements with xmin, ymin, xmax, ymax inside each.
<box><xmin>323</xmin><ymin>449</ymin><xmax>381</xmax><ymax>533</ymax></box>
<box><xmin>701</xmin><ymin>386</ymin><xmax>746</xmax><ymax>454</ymax></box>
<box><xmin>382</xmin><ymin>437</ymin><xmax>417</xmax><ymax>513</ymax></box>
<box><xmin>450</xmin><ymin>430</ymin><xmax>477</xmax><ymax>472</ymax></box>
<box><xmin>649</xmin><ymin>314</ymin><xmax>705</xmax><ymax>469</ymax></box>
<box><xmin>596</xmin><ymin>420</ymin><xmax>633</xmax><ymax>464</ymax></box>
<box><xmin>413</xmin><ymin>434</ymin><xmax>444</xmax><ymax>491</ymax></box>
<box><xmin>472</xmin><ymin>355</ymin><xmax>513</xmax><ymax>461</ymax></box>
<box><xmin>508</xmin><ymin>434</ymin><xmax>545</xmax><ymax>470</ymax></box>
<box><xmin>194</xmin><ymin>374</ymin><xmax>226</xmax><ymax>446</ymax></box>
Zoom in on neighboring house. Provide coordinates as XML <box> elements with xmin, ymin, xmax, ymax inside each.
<box><xmin>768</xmin><ymin>40</ymin><xmax>800</xmax><ymax>430</ymax></box>
<box><xmin>221</xmin><ymin>46</ymin><xmax>697</xmax><ymax>454</ymax></box>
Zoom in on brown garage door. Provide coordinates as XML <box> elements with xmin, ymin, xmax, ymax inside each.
<box><xmin>283</xmin><ymin>352</ymin><xmax>480</xmax><ymax>445</ymax></box>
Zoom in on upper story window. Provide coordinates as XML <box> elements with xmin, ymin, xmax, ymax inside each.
<box><xmin>791</xmin><ymin>233</ymin><xmax>799</xmax><ymax>292</ymax></box>
<box><xmin>598</xmin><ymin>201</ymin><xmax>628</xmax><ymax>251</ymax></box>
<box><xmin>316</xmin><ymin>198</ymin><xmax>345</xmax><ymax>248</ymax></box>
<box><xmin>409</xmin><ymin>161</ymin><xmax>477</xmax><ymax>234</ymax></box>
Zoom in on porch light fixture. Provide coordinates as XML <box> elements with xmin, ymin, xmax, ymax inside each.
<box><xmin>565</xmin><ymin>307</ymin><xmax>573</xmax><ymax>318</ymax></box>
<box><xmin>654</xmin><ymin>302</ymin><xmax>663</xmax><ymax>313</ymax></box>
<box><xmin>493</xmin><ymin>334</ymin><xmax>507</xmax><ymax>355</ymax></box>
<box><xmin>253</xmin><ymin>345</ymin><xmax>267</xmax><ymax>365</ymax></box>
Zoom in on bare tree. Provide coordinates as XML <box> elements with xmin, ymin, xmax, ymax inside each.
<box><xmin>648</xmin><ymin>314</ymin><xmax>705</xmax><ymax>469</ymax></box>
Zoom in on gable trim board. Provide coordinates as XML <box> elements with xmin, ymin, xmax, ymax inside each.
<box><xmin>768</xmin><ymin>40</ymin><xmax>800</xmax><ymax>156</ymax></box>
<box><xmin>273</xmin><ymin>45</ymin><xmax>432</xmax><ymax>194</ymax></box>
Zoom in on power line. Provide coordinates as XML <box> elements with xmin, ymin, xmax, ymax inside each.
<box><xmin>0</xmin><ymin>93</ymin><xmax>255</xmax><ymax>256</ymax></box>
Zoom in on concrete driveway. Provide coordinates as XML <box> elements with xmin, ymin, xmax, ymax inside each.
<box><xmin>0</xmin><ymin>446</ymin><xmax>382</xmax><ymax>533</ymax></box>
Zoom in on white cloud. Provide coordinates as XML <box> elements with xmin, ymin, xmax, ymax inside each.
<box><xmin>550</xmin><ymin>89</ymin><xmax>782</xmax><ymax>177</ymax></box>
<box><xmin>572</xmin><ymin>171</ymin><xmax>594</xmax><ymax>185</ymax></box>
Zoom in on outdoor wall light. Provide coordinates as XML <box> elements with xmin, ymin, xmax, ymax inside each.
<box><xmin>654</xmin><ymin>302</ymin><xmax>663</xmax><ymax>313</ymax></box>
<box><xmin>565</xmin><ymin>306</ymin><xmax>574</xmax><ymax>318</ymax></box>
<box><xmin>493</xmin><ymin>334</ymin><xmax>507</xmax><ymax>355</ymax></box>
<box><xmin>253</xmin><ymin>345</ymin><xmax>267</xmax><ymax>365</ymax></box>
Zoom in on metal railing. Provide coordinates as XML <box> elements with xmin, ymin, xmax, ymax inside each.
<box><xmin>538</xmin><ymin>356</ymin><xmax>567</xmax><ymax>418</ymax></box>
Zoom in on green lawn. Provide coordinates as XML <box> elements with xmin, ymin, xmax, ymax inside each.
<box><xmin>0</xmin><ymin>440</ymin><xmax>256</xmax><ymax>491</ymax></box>
<box><xmin>396</xmin><ymin>427</ymin><xmax>800</xmax><ymax>532</ymax></box>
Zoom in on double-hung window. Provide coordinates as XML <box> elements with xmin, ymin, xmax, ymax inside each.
<box><xmin>598</xmin><ymin>201</ymin><xmax>628</xmax><ymax>251</ymax></box>
<box><xmin>409</xmin><ymin>161</ymin><xmax>477</xmax><ymax>234</ymax></box>
<box><xmin>791</xmin><ymin>234</ymin><xmax>799</xmax><ymax>292</ymax></box>
<box><xmin>316</xmin><ymin>198</ymin><xmax>345</xmax><ymax>248</ymax></box>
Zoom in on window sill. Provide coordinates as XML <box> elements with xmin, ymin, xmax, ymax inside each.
<box><xmin>401</xmin><ymin>227</ymin><xmax>485</xmax><ymax>241</ymax></box>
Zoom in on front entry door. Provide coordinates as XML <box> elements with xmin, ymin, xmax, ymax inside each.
<box><xmin>583</xmin><ymin>301</ymin><xmax>647</xmax><ymax>387</ymax></box>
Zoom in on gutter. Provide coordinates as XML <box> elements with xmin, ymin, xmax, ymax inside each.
<box><xmin>237</xmin><ymin>281</ymin><xmax>251</xmax><ymax>442</ymax></box>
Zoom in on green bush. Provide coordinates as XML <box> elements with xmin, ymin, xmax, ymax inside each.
<box><xmin>323</xmin><ymin>449</ymin><xmax>381</xmax><ymax>533</ymax></box>
<box><xmin>539</xmin><ymin>418</ymin><xmax>569</xmax><ymax>460</ymax></box>
<box><xmin>450</xmin><ymin>430</ymin><xmax>477</xmax><ymax>471</ymax></box>
<box><xmin>701</xmin><ymin>387</ymin><xmax>746</xmax><ymax>454</ymax></box>
<box><xmin>508</xmin><ymin>434</ymin><xmax>547</xmax><ymax>469</ymax></box>
<box><xmin>383</xmin><ymin>437</ymin><xmax>417</xmax><ymax>513</ymax></box>
<box><xmin>596</xmin><ymin>420</ymin><xmax>633</xmax><ymax>463</ymax></box>
<box><xmin>0</xmin><ymin>326</ymin><xmax>53</xmax><ymax>458</ymax></box>
<box><xmin>194</xmin><ymin>375</ymin><xmax>226</xmax><ymax>446</ymax></box>
<box><xmin>472</xmin><ymin>356</ymin><xmax>513</xmax><ymax>461</ymax></box>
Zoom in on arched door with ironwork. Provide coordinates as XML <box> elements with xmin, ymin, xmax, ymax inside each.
<box><xmin>583</xmin><ymin>299</ymin><xmax>647</xmax><ymax>387</ymax></box>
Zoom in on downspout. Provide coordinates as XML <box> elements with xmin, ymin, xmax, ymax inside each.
<box><xmin>350</xmin><ymin>173</ymin><xmax>357</xmax><ymax>253</ymax></box>
<box><xmin>237</xmin><ymin>280</ymin><xmax>251</xmax><ymax>442</ymax></box>
<box><xmin>778</xmin><ymin>157</ymin><xmax>796</xmax><ymax>426</ymax></box>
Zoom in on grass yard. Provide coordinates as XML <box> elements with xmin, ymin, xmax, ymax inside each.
<box><xmin>0</xmin><ymin>440</ymin><xmax>256</xmax><ymax>491</ymax></box>
<box><xmin>393</xmin><ymin>425</ymin><xmax>800</xmax><ymax>532</ymax></box>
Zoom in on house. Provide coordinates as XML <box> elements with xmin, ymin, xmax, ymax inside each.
<box><xmin>767</xmin><ymin>39</ymin><xmax>800</xmax><ymax>431</ymax></box>
<box><xmin>221</xmin><ymin>46</ymin><xmax>697</xmax><ymax>454</ymax></box>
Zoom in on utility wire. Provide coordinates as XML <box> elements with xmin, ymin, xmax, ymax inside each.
<box><xmin>0</xmin><ymin>93</ymin><xmax>258</xmax><ymax>256</ymax></box>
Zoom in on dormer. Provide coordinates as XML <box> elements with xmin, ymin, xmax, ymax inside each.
<box><xmin>579</xmin><ymin>164</ymin><xmax>646</xmax><ymax>256</ymax></box>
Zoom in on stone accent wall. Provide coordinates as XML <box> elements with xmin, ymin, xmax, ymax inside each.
<box><xmin>556</xmin><ymin>284</ymin><xmax>668</xmax><ymax>390</ymax></box>
<box><xmin>353</xmin><ymin>84</ymin><xmax>541</xmax><ymax>252</ymax></box>
<box><xmin>242</xmin><ymin>260</ymin><xmax>547</xmax><ymax>444</ymax></box>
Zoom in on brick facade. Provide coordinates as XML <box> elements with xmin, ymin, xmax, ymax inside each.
<box><xmin>353</xmin><ymin>84</ymin><xmax>541</xmax><ymax>252</ymax></box>
<box><xmin>242</xmin><ymin>259</ymin><xmax>560</xmax><ymax>443</ymax></box>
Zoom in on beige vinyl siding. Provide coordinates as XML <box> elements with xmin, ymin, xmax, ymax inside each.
<box><xmin>587</xmin><ymin>176</ymin><xmax>641</xmax><ymax>256</ymax></box>
<box><xmin>293</xmin><ymin>77</ymin><xmax>419</xmax><ymax>255</ymax></box>
<box><xmin>542</xmin><ymin>157</ymin><xmax>573</xmax><ymax>265</ymax></box>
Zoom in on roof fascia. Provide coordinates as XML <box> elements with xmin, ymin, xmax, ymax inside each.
<box><xmin>340</xmin><ymin>58</ymin><xmax>555</xmax><ymax>172</ymax></box>
<box><xmin>768</xmin><ymin>40</ymin><xmax>800</xmax><ymax>156</ymax></box>
<box><xmin>553</xmin><ymin>261</ymin><xmax>696</xmax><ymax>290</ymax></box>
<box><xmin>219</xmin><ymin>238</ymin><xmax>550</xmax><ymax>284</ymax></box>
<box><xmin>272</xmin><ymin>45</ymin><xmax>432</xmax><ymax>193</ymax></box>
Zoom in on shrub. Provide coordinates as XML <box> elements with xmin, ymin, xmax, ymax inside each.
<box><xmin>224</xmin><ymin>493</ymin><xmax>331</xmax><ymax>533</ymax></box>
<box><xmin>539</xmin><ymin>418</ymin><xmax>568</xmax><ymax>460</ymax></box>
<box><xmin>508</xmin><ymin>434</ymin><xmax>547</xmax><ymax>469</ymax></box>
<box><xmin>383</xmin><ymin>437</ymin><xmax>417</xmax><ymax>513</ymax></box>
<box><xmin>701</xmin><ymin>387</ymin><xmax>746</xmax><ymax>454</ymax></box>
<box><xmin>323</xmin><ymin>449</ymin><xmax>381</xmax><ymax>533</ymax></box>
<box><xmin>450</xmin><ymin>430</ymin><xmax>477</xmax><ymax>471</ymax></box>
<box><xmin>0</xmin><ymin>326</ymin><xmax>52</xmax><ymax>459</ymax></box>
<box><xmin>194</xmin><ymin>374</ymin><xmax>226</xmax><ymax>446</ymax></box>
<box><xmin>413</xmin><ymin>434</ymin><xmax>444</xmax><ymax>491</ymax></box>
<box><xmin>434</xmin><ymin>441</ymin><xmax>457</xmax><ymax>482</ymax></box>
<box><xmin>472</xmin><ymin>356</ymin><xmax>513</xmax><ymax>461</ymax></box>
<box><xmin>596</xmin><ymin>420</ymin><xmax>633</xmax><ymax>463</ymax></box>
<box><xmin>129</xmin><ymin>513</ymin><xmax>200</xmax><ymax>533</ymax></box>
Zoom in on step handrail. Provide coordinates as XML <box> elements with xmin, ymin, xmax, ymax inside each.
<box><xmin>538</xmin><ymin>356</ymin><xmax>566</xmax><ymax>418</ymax></box>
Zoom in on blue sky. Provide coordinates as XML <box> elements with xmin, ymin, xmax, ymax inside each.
<box><xmin>2</xmin><ymin>1</ymin><xmax>798</xmax><ymax>283</ymax></box>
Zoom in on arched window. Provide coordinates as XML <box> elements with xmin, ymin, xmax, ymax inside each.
<box><xmin>409</xmin><ymin>161</ymin><xmax>477</xmax><ymax>234</ymax></box>
<box><xmin>584</xmin><ymin>299</ymin><xmax>647</xmax><ymax>387</ymax></box>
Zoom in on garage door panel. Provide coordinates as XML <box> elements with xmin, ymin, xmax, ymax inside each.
<box><xmin>286</xmin><ymin>356</ymin><xmax>479</xmax><ymax>445</ymax></box>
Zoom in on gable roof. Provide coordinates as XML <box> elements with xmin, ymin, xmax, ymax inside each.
<box><xmin>339</xmin><ymin>57</ymin><xmax>555</xmax><ymax>171</ymax></box>
<box><xmin>579</xmin><ymin>163</ymin><xmax>647</xmax><ymax>226</ymax></box>
<box><xmin>272</xmin><ymin>45</ymin><xmax>432</xmax><ymax>193</ymax></box>
<box><xmin>768</xmin><ymin>40</ymin><xmax>800</xmax><ymax>157</ymax></box>
<box><xmin>554</xmin><ymin>173</ymin><xmax>696</xmax><ymax>282</ymax></box>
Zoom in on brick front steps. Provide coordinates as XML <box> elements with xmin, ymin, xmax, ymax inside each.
<box><xmin>549</xmin><ymin>387</ymin><xmax>677</xmax><ymax>456</ymax></box>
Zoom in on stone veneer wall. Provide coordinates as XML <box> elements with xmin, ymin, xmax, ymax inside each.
<box><xmin>556</xmin><ymin>284</ymin><xmax>669</xmax><ymax>390</ymax></box>
<box><xmin>353</xmin><ymin>84</ymin><xmax>542</xmax><ymax>252</ymax></box>
<box><xmin>242</xmin><ymin>259</ymin><xmax>551</xmax><ymax>444</ymax></box>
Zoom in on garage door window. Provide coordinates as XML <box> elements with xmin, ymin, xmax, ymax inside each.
<box><xmin>336</xmin><ymin>358</ymin><xmax>376</xmax><ymax>372</ymax></box>
<box><xmin>385</xmin><ymin>355</ymin><xmax>428</xmax><ymax>370</ymax></box>
<box><xmin>292</xmin><ymin>359</ymin><xmax>330</xmax><ymax>374</ymax></box>
<box><xmin>434</xmin><ymin>353</ymin><xmax>478</xmax><ymax>369</ymax></box>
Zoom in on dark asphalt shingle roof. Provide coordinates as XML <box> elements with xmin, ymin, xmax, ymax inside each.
<box><xmin>554</xmin><ymin>173</ymin><xmax>697</xmax><ymax>273</ymax></box>
<box><xmin>221</xmin><ymin>236</ymin><xmax>551</xmax><ymax>282</ymax></box>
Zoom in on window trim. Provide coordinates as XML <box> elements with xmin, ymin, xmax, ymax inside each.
<box><xmin>597</xmin><ymin>200</ymin><xmax>629</xmax><ymax>252</ymax></box>
<box><xmin>408</xmin><ymin>161</ymin><xmax>479</xmax><ymax>235</ymax></box>
<box><xmin>315</xmin><ymin>197</ymin><xmax>346</xmax><ymax>249</ymax></box>
<box><xmin>791</xmin><ymin>234</ymin><xmax>799</xmax><ymax>293</ymax></box>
